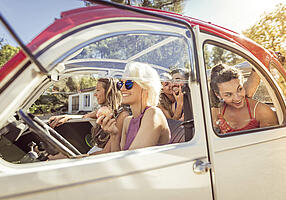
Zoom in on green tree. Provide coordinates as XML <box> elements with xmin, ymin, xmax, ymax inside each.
<box><xmin>86</xmin><ymin>0</ymin><xmax>184</xmax><ymax>14</ymax></box>
<box><xmin>0</xmin><ymin>41</ymin><xmax>20</xmax><ymax>67</ymax></box>
<box><xmin>29</xmin><ymin>75</ymin><xmax>97</xmax><ymax>115</ymax></box>
<box><xmin>137</xmin><ymin>0</ymin><xmax>183</xmax><ymax>13</ymax></box>
<box><xmin>243</xmin><ymin>3</ymin><xmax>286</xmax><ymax>67</ymax></box>
<box><xmin>204</xmin><ymin>44</ymin><xmax>244</xmax><ymax>69</ymax></box>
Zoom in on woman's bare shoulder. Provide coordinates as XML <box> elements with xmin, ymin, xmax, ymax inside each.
<box><xmin>117</xmin><ymin>110</ymin><xmax>130</xmax><ymax>120</ymax></box>
<box><xmin>248</xmin><ymin>98</ymin><xmax>271</xmax><ymax>112</ymax></box>
<box><xmin>146</xmin><ymin>106</ymin><xmax>165</xmax><ymax>115</ymax></box>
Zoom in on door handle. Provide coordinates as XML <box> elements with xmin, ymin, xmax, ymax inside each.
<box><xmin>193</xmin><ymin>160</ymin><xmax>211</xmax><ymax>174</ymax></box>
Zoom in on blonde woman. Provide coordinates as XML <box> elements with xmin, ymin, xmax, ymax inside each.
<box><xmin>97</xmin><ymin>62</ymin><xmax>170</xmax><ymax>151</ymax></box>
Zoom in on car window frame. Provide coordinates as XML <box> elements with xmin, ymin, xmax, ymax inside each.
<box><xmin>203</xmin><ymin>40</ymin><xmax>286</xmax><ymax>138</ymax></box>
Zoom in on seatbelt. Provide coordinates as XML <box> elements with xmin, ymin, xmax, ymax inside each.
<box><xmin>182</xmin><ymin>84</ymin><xmax>194</xmax><ymax>141</ymax></box>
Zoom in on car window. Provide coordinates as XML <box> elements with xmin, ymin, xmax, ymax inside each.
<box><xmin>204</xmin><ymin>43</ymin><xmax>281</xmax><ymax>136</ymax></box>
<box><xmin>0</xmin><ymin>30</ymin><xmax>195</xmax><ymax>164</ymax></box>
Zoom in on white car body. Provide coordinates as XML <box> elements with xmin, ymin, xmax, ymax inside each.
<box><xmin>0</xmin><ymin>1</ymin><xmax>286</xmax><ymax>200</ymax></box>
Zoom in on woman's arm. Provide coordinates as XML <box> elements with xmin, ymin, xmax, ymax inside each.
<box><xmin>49</xmin><ymin>115</ymin><xmax>72</xmax><ymax>128</ymax></box>
<box><xmin>158</xmin><ymin>104</ymin><xmax>172</xmax><ymax>119</ymax></box>
<box><xmin>256</xmin><ymin>103</ymin><xmax>279</xmax><ymax>128</ymax></box>
<box><xmin>82</xmin><ymin>110</ymin><xmax>98</xmax><ymax>119</ymax></box>
<box><xmin>110</xmin><ymin>111</ymin><xmax>129</xmax><ymax>152</ymax></box>
<box><xmin>120</xmin><ymin>116</ymin><xmax>131</xmax><ymax>150</ymax></box>
<box><xmin>244</xmin><ymin>69</ymin><xmax>260</xmax><ymax>98</ymax></box>
<box><xmin>172</xmin><ymin>86</ymin><xmax>184</xmax><ymax>120</ymax></box>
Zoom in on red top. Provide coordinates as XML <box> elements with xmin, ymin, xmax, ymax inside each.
<box><xmin>217</xmin><ymin>98</ymin><xmax>260</xmax><ymax>134</ymax></box>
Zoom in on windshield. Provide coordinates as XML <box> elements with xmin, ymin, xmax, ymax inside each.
<box><xmin>0</xmin><ymin>0</ymin><xmax>195</xmax><ymax>164</ymax></box>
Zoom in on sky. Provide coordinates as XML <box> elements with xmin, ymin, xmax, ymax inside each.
<box><xmin>0</xmin><ymin>0</ymin><xmax>285</xmax><ymax>46</ymax></box>
<box><xmin>183</xmin><ymin>0</ymin><xmax>285</xmax><ymax>33</ymax></box>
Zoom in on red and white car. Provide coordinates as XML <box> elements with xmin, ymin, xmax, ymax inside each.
<box><xmin>0</xmin><ymin>1</ymin><xmax>286</xmax><ymax>199</ymax></box>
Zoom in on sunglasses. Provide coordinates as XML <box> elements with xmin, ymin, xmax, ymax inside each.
<box><xmin>116</xmin><ymin>80</ymin><xmax>134</xmax><ymax>90</ymax></box>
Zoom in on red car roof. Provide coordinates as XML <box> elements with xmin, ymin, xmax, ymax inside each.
<box><xmin>1</xmin><ymin>4</ymin><xmax>285</xmax><ymax>82</ymax></box>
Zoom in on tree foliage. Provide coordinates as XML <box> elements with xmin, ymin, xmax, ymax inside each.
<box><xmin>135</xmin><ymin>0</ymin><xmax>183</xmax><ymax>13</ymax></box>
<box><xmin>73</xmin><ymin>34</ymin><xmax>188</xmax><ymax>69</ymax></box>
<box><xmin>0</xmin><ymin>41</ymin><xmax>20</xmax><ymax>68</ymax></box>
<box><xmin>30</xmin><ymin>76</ymin><xmax>97</xmax><ymax>115</ymax></box>
<box><xmin>243</xmin><ymin>3</ymin><xmax>286</xmax><ymax>67</ymax></box>
<box><xmin>204</xmin><ymin>44</ymin><xmax>244</xmax><ymax>69</ymax></box>
<box><xmin>86</xmin><ymin>0</ymin><xmax>184</xmax><ymax>14</ymax></box>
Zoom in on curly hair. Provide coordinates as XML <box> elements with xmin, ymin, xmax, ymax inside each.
<box><xmin>210</xmin><ymin>64</ymin><xmax>244</xmax><ymax>107</ymax></box>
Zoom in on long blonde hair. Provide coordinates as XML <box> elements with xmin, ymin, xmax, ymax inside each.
<box><xmin>90</xmin><ymin>78</ymin><xmax>123</xmax><ymax>148</ymax></box>
<box><xmin>98</xmin><ymin>78</ymin><xmax>122</xmax><ymax>113</ymax></box>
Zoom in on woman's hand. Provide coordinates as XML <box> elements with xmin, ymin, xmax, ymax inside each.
<box><xmin>82</xmin><ymin>111</ymin><xmax>97</xmax><ymax>119</ymax></box>
<box><xmin>173</xmin><ymin>85</ymin><xmax>184</xmax><ymax>104</ymax></box>
<box><xmin>49</xmin><ymin>116</ymin><xmax>71</xmax><ymax>128</ymax></box>
<box><xmin>96</xmin><ymin>113</ymin><xmax>119</xmax><ymax>135</ymax></box>
<box><xmin>172</xmin><ymin>85</ymin><xmax>184</xmax><ymax>120</ymax></box>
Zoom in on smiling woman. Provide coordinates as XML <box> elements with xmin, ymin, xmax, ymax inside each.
<box><xmin>0</xmin><ymin>9</ymin><xmax>193</xmax><ymax>163</ymax></box>
<box><xmin>1</xmin><ymin>1</ymin><xmax>286</xmax><ymax>199</ymax></box>
<box><xmin>97</xmin><ymin>62</ymin><xmax>170</xmax><ymax>151</ymax></box>
<box><xmin>210</xmin><ymin>64</ymin><xmax>278</xmax><ymax>134</ymax></box>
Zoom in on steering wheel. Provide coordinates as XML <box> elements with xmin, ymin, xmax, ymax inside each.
<box><xmin>18</xmin><ymin>109</ymin><xmax>81</xmax><ymax>157</ymax></box>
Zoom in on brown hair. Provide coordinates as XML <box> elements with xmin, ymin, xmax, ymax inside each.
<box><xmin>90</xmin><ymin>78</ymin><xmax>123</xmax><ymax>148</ymax></box>
<box><xmin>170</xmin><ymin>68</ymin><xmax>189</xmax><ymax>80</ymax></box>
<box><xmin>210</xmin><ymin>64</ymin><xmax>243</xmax><ymax>107</ymax></box>
<box><xmin>159</xmin><ymin>93</ymin><xmax>174</xmax><ymax>117</ymax></box>
<box><xmin>97</xmin><ymin>78</ymin><xmax>122</xmax><ymax>113</ymax></box>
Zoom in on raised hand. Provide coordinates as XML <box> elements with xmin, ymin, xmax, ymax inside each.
<box><xmin>96</xmin><ymin>113</ymin><xmax>119</xmax><ymax>136</ymax></box>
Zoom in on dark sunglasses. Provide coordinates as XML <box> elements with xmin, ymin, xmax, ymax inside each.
<box><xmin>116</xmin><ymin>80</ymin><xmax>134</xmax><ymax>90</ymax></box>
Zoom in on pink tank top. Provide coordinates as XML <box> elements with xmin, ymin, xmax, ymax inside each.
<box><xmin>123</xmin><ymin>107</ymin><xmax>149</xmax><ymax>150</ymax></box>
<box><xmin>217</xmin><ymin>98</ymin><xmax>260</xmax><ymax>134</ymax></box>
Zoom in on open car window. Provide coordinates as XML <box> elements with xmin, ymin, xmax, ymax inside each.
<box><xmin>0</xmin><ymin>21</ymin><xmax>195</xmax><ymax>163</ymax></box>
<box><xmin>204</xmin><ymin>43</ymin><xmax>284</xmax><ymax>136</ymax></box>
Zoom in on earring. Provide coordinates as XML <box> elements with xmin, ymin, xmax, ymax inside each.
<box><xmin>216</xmin><ymin>96</ymin><xmax>224</xmax><ymax>104</ymax></box>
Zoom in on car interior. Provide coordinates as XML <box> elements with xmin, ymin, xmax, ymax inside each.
<box><xmin>0</xmin><ymin>32</ymin><xmax>195</xmax><ymax>164</ymax></box>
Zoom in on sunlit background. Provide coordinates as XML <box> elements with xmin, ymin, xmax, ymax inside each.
<box><xmin>0</xmin><ymin>0</ymin><xmax>285</xmax><ymax>67</ymax></box>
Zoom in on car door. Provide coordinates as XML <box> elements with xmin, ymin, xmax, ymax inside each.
<box><xmin>0</xmin><ymin>3</ymin><xmax>214</xmax><ymax>200</ymax></box>
<box><xmin>195</xmin><ymin>27</ymin><xmax>286</xmax><ymax>200</ymax></box>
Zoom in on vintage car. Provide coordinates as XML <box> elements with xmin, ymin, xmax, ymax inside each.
<box><xmin>0</xmin><ymin>0</ymin><xmax>286</xmax><ymax>199</ymax></box>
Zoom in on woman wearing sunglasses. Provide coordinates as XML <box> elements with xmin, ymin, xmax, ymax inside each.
<box><xmin>49</xmin><ymin>78</ymin><xmax>130</xmax><ymax>158</ymax></box>
<box><xmin>97</xmin><ymin>62</ymin><xmax>170</xmax><ymax>151</ymax></box>
<box><xmin>85</xmin><ymin>78</ymin><xmax>130</xmax><ymax>154</ymax></box>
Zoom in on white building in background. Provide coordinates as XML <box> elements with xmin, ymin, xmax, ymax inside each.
<box><xmin>68</xmin><ymin>88</ymin><xmax>96</xmax><ymax>114</ymax></box>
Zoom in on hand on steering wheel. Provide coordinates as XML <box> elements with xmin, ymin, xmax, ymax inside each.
<box><xmin>18</xmin><ymin>110</ymin><xmax>81</xmax><ymax>158</ymax></box>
